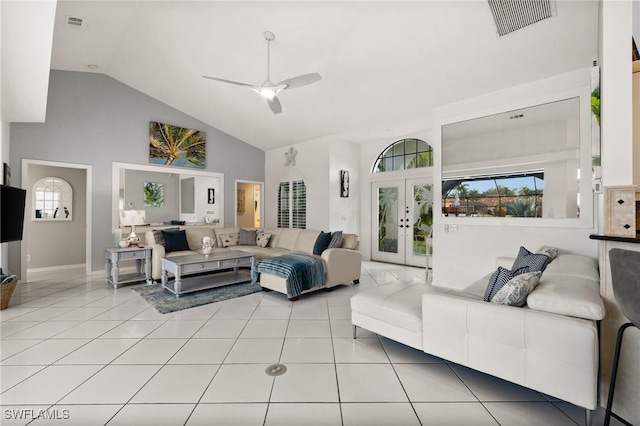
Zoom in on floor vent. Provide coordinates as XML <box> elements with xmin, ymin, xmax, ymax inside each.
<box><xmin>265</xmin><ymin>364</ymin><xmax>287</xmax><ymax>376</ymax></box>
<box><xmin>488</xmin><ymin>0</ymin><xmax>554</xmax><ymax>36</ymax></box>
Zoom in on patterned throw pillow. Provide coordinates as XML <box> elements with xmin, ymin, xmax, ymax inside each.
<box><xmin>219</xmin><ymin>233</ymin><xmax>240</xmax><ymax>247</ymax></box>
<box><xmin>313</xmin><ymin>231</ymin><xmax>332</xmax><ymax>255</ymax></box>
<box><xmin>511</xmin><ymin>246</ymin><xmax>551</xmax><ymax>273</ymax></box>
<box><xmin>491</xmin><ymin>271</ymin><xmax>542</xmax><ymax>307</ymax></box>
<box><xmin>256</xmin><ymin>232</ymin><xmax>271</xmax><ymax>248</ymax></box>
<box><xmin>327</xmin><ymin>231</ymin><xmax>343</xmax><ymax>249</ymax></box>
<box><xmin>536</xmin><ymin>246</ymin><xmax>558</xmax><ymax>261</ymax></box>
<box><xmin>483</xmin><ymin>266</ymin><xmax>530</xmax><ymax>302</ymax></box>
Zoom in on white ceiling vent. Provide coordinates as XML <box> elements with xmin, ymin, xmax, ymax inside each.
<box><xmin>64</xmin><ymin>15</ymin><xmax>83</xmax><ymax>29</ymax></box>
<box><xmin>488</xmin><ymin>0</ymin><xmax>555</xmax><ymax>37</ymax></box>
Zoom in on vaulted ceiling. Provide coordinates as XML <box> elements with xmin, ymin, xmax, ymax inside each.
<box><xmin>8</xmin><ymin>1</ymin><xmax>600</xmax><ymax>152</ymax></box>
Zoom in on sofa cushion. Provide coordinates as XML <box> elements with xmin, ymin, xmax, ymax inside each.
<box><xmin>239</xmin><ymin>229</ymin><xmax>257</xmax><ymax>246</ymax></box>
<box><xmin>293</xmin><ymin>230</ymin><xmax>319</xmax><ymax>253</ymax></box>
<box><xmin>351</xmin><ymin>281</ymin><xmax>428</xmax><ymax>333</ymax></box>
<box><xmin>163</xmin><ymin>230</ymin><xmax>190</xmax><ymax>252</ymax></box>
<box><xmin>276</xmin><ymin>228</ymin><xmax>301</xmax><ymax>250</ymax></box>
<box><xmin>219</xmin><ymin>233</ymin><xmax>240</xmax><ymax>247</ymax></box>
<box><xmin>341</xmin><ymin>233</ymin><xmax>358</xmax><ymax>250</ymax></box>
<box><xmin>313</xmin><ymin>231</ymin><xmax>332</xmax><ymax>255</ymax></box>
<box><xmin>256</xmin><ymin>232</ymin><xmax>271</xmax><ymax>248</ymax></box>
<box><xmin>214</xmin><ymin>227</ymin><xmax>240</xmax><ymax>247</ymax></box>
<box><xmin>511</xmin><ymin>246</ymin><xmax>550</xmax><ymax>272</ymax></box>
<box><xmin>491</xmin><ymin>271</ymin><xmax>542</xmax><ymax>307</ymax></box>
<box><xmin>184</xmin><ymin>228</ymin><xmax>216</xmax><ymax>251</ymax></box>
<box><xmin>527</xmin><ymin>275</ymin><xmax>605</xmax><ymax>320</ymax></box>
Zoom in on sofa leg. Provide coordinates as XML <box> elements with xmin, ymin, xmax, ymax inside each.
<box><xmin>324</xmin><ymin>287</ymin><xmax>335</xmax><ymax>293</ymax></box>
<box><xmin>353</xmin><ymin>325</ymin><xmax>357</xmax><ymax>339</ymax></box>
<box><xmin>353</xmin><ymin>279</ymin><xmax>360</xmax><ymax>285</ymax></box>
<box><xmin>261</xmin><ymin>287</ymin><xmax>272</xmax><ymax>292</ymax></box>
<box><xmin>289</xmin><ymin>296</ymin><xmax>299</xmax><ymax>301</ymax></box>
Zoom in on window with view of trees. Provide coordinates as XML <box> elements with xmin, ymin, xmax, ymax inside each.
<box><xmin>442</xmin><ymin>173</ymin><xmax>544</xmax><ymax>218</ymax></box>
<box><xmin>372</xmin><ymin>139</ymin><xmax>433</xmax><ymax>173</ymax></box>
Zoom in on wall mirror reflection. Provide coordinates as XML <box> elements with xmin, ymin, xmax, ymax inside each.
<box><xmin>442</xmin><ymin>97</ymin><xmax>581</xmax><ymax>219</ymax></box>
<box><xmin>112</xmin><ymin>162</ymin><xmax>223</xmax><ymax>230</ymax></box>
<box><xmin>32</xmin><ymin>177</ymin><xmax>73</xmax><ymax>220</ymax></box>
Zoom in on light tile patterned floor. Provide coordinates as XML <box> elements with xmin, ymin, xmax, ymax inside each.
<box><xmin>0</xmin><ymin>262</ymin><xmax>617</xmax><ymax>425</ymax></box>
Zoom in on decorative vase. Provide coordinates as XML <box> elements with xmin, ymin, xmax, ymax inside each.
<box><xmin>119</xmin><ymin>240</ymin><xmax>129</xmax><ymax>248</ymax></box>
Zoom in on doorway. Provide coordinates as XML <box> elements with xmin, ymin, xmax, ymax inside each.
<box><xmin>21</xmin><ymin>159</ymin><xmax>93</xmax><ymax>280</ymax></box>
<box><xmin>371</xmin><ymin>178</ymin><xmax>433</xmax><ymax>267</ymax></box>
<box><xmin>235</xmin><ymin>180</ymin><xmax>263</xmax><ymax>228</ymax></box>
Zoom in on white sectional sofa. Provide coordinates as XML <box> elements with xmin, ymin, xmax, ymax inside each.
<box><xmin>143</xmin><ymin>226</ymin><xmax>361</xmax><ymax>297</ymax></box>
<box><xmin>351</xmin><ymin>252</ymin><xmax>604</xmax><ymax>423</ymax></box>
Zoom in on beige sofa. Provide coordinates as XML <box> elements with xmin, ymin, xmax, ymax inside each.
<box><xmin>143</xmin><ymin>226</ymin><xmax>361</xmax><ymax>297</ymax></box>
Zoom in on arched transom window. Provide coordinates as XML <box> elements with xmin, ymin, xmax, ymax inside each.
<box><xmin>372</xmin><ymin>139</ymin><xmax>433</xmax><ymax>173</ymax></box>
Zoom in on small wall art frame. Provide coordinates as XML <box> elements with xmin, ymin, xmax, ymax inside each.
<box><xmin>340</xmin><ymin>170</ymin><xmax>349</xmax><ymax>198</ymax></box>
<box><xmin>143</xmin><ymin>182</ymin><xmax>164</xmax><ymax>207</ymax></box>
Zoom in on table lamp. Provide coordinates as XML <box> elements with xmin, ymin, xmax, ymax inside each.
<box><xmin>120</xmin><ymin>210</ymin><xmax>146</xmax><ymax>247</ymax></box>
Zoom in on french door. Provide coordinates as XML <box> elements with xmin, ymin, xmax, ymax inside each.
<box><xmin>372</xmin><ymin>178</ymin><xmax>433</xmax><ymax>267</ymax></box>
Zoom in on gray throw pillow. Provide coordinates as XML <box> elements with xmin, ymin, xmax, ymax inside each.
<box><xmin>239</xmin><ymin>229</ymin><xmax>257</xmax><ymax>246</ymax></box>
<box><xmin>327</xmin><ymin>231</ymin><xmax>343</xmax><ymax>249</ymax></box>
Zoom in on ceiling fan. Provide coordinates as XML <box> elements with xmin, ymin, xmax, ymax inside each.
<box><xmin>203</xmin><ymin>31</ymin><xmax>321</xmax><ymax>114</ymax></box>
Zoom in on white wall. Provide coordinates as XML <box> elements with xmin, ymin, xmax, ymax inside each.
<box><xmin>430</xmin><ymin>68</ymin><xmax>597</xmax><ymax>289</ymax></box>
<box><xmin>329</xmin><ymin>140</ymin><xmax>360</xmax><ymax>234</ymax></box>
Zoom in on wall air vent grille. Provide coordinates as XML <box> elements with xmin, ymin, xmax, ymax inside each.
<box><xmin>65</xmin><ymin>16</ymin><xmax>83</xmax><ymax>29</ymax></box>
<box><xmin>487</xmin><ymin>0</ymin><xmax>554</xmax><ymax>37</ymax></box>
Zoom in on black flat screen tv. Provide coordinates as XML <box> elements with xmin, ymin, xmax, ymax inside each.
<box><xmin>1</xmin><ymin>185</ymin><xmax>27</xmax><ymax>243</ymax></box>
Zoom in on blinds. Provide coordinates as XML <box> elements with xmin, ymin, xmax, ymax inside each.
<box><xmin>277</xmin><ymin>180</ymin><xmax>306</xmax><ymax>229</ymax></box>
<box><xmin>277</xmin><ymin>181</ymin><xmax>290</xmax><ymax>228</ymax></box>
<box><xmin>292</xmin><ymin>180</ymin><xmax>306</xmax><ymax>229</ymax></box>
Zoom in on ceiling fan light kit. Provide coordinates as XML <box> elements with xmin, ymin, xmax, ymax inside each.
<box><xmin>203</xmin><ymin>30</ymin><xmax>321</xmax><ymax>114</ymax></box>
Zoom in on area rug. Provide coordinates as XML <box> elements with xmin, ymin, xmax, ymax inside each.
<box><xmin>131</xmin><ymin>281</ymin><xmax>262</xmax><ymax>314</ymax></box>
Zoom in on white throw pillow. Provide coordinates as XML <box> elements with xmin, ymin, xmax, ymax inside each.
<box><xmin>219</xmin><ymin>233</ymin><xmax>239</xmax><ymax>247</ymax></box>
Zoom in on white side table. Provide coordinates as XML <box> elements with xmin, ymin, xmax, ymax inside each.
<box><xmin>105</xmin><ymin>247</ymin><xmax>152</xmax><ymax>288</ymax></box>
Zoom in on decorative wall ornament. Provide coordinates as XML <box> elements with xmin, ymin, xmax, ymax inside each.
<box><xmin>340</xmin><ymin>170</ymin><xmax>349</xmax><ymax>198</ymax></box>
<box><xmin>284</xmin><ymin>147</ymin><xmax>298</xmax><ymax>167</ymax></box>
<box><xmin>149</xmin><ymin>121</ymin><xmax>206</xmax><ymax>169</ymax></box>
<box><xmin>143</xmin><ymin>182</ymin><xmax>164</xmax><ymax>207</ymax></box>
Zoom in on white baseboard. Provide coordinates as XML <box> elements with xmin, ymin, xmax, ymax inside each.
<box><xmin>27</xmin><ymin>263</ymin><xmax>86</xmax><ymax>274</ymax></box>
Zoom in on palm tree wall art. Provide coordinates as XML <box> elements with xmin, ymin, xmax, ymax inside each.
<box><xmin>149</xmin><ymin>121</ymin><xmax>206</xmax><ymax>169</ymax></box>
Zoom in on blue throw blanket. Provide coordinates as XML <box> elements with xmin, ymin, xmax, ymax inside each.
<box><xmin>253</xmin><ymin>253</ymin><xmax>325</xmax><ymax>299</ymax></box>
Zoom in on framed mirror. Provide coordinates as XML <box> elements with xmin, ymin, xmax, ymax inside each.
<box><xmin>111</xmin><ymin>162</ymin><xmax>224</xmax><ymax>231</ymax></box>
<box><xmin>439</xmin><ymin>92</ymin><xmax>593</xmax><ymax>228</ymax></box>
<box><xmin>32</xmin><ymin>177</ymin><xmax>73</xmax><ymax>221</ymax></box>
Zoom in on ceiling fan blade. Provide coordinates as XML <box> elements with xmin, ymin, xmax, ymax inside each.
<box><xmin>278</xmin><ymin>73</ymin><xmax>322</xmax><ymax>90</ymax></box>
<box><xmin>268</xmin><ymin>96</ymin><xmax>282</xmax><ymax>114</ymax></box>
<box><xmin>202</xmin><ymin>75</ymin><xmax>258</xmax><ymax>89</ymax></box>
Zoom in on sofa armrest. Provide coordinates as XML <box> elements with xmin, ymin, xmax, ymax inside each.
<box><xmin>148</xmin><ymin>243</ymin><xmax>165</xmax><ymax>281</ymax></box>
<box><xmin>421</xmin><ymin>292</ymin><xmax>599</xmax><ymax>410</ymax></box>
<box><xmin>321</xmin><ymin>248</ymin><xmax>361</xmax><ymax>286</ymax></box>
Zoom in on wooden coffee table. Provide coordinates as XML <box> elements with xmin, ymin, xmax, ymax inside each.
<box><xmin>160</xmin><ymin>250</ymin><xmax>255</xmax><ymax>298</ymax></box>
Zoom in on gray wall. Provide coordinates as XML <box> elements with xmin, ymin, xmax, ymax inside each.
<box><xmin>25</xmin><ymin>164</ymin><xmax>87</xmax><ymax>269</ymax></box>
<box><xmin>10</xmin><ymin>70</ymin><xmax>265</xmax><ymax>272</ymax></box>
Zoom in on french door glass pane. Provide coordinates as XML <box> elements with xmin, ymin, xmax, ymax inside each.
<box><xmin>412</xmin><ymin>184</ymin><xmax>433</xmax><ymax>256</ymax></box>
<box><xmin>378</xmin><ymin>187</ymin><xmax>399</xmax><ymax>253</ymax></box>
